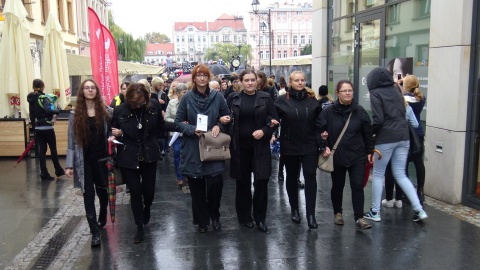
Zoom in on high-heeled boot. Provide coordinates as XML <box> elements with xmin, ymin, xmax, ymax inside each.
<box><xmin>291</xmin><ymin>209</ymin><xmax>301</xmax><ymax>224</ymax></box>
<box><xmin>86</xmin><ymin>215</ymin><xmax>101</xmax><ymax>247</ymax></box>
<box><xmin>98</xmin><ymin>203</ymin><xmax>108</xmax><ymax>228</ymax></box>
<box><xmin>307</xmin><ymin>215</ymin><xmax>318</xmax><ymax>229</ymax></box>
<box><xmin>134</xmin><ymin>224</ymin><xmax>144</xmax><ymax>243</ymax></box>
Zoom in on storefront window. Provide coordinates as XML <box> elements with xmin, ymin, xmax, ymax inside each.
<box><xmin>328</xmin><ymin>17</ymin><xmax>355</xmax><ymax>92</ymax></box>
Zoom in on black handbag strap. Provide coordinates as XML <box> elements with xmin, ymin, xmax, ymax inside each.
<box><xmin>331</xmin><ymin>112</ymin><xmax>352</xmax><ymax>152</ymax></box>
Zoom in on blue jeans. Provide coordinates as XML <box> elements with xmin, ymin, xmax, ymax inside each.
<box><xmin>173</xmin><ymin>137</ymin><xmax>185</xmax><ymax>180</ymax></box>
<box><xmin>372</xmin><ymin>140</ymin><xmax>423</xmax><ymax>213</ymax></box>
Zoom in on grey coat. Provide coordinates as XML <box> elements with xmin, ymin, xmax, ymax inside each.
<box><xmin>65</xmin><ymin>108</ymin><xmax>112</xmax><ymax>192</ymax></box>
<box><xmin>175</xmin><ymin>89</ymin><xmax>230</xmax><ymax>178</ymax></box>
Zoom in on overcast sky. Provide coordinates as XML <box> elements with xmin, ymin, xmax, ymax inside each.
<box><xmin>110</xmin><ymin>0</ymin><xmax>255</xmax><ymax>40</ymax></box>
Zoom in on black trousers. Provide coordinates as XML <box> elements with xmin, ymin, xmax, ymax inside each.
<box><xmin>283</xmin><ymin>154</ymin><xmax>317</xmax><ymax>216</ymax></box>
<box><xmin>407</xmin><ymin>136</ymin><xmax>426</xmax><ymax>189</ymax></box>
<box><xmin>235</xmin><ymin>146</ymin><xmax>268</xmax><ymax>224</ymax></box>
<box><xmin>330</xmin><ymin>162</ymin><xmax>365</xmax><ymax>220</ymax></box>
<box><xmin>83</xmin><ymin>157</ymin><xmax>108</xmax><ymax>218</ymax></box>
<box><xmin>121</xmin><ymin>162</ymin><xmax>157</xmax><ymax>225</ymax></box>
<box><xmin>188</xmin><ymin>174</ymin><xmax>223</xmax><ymax>227</ymax></box>
<box><xmin>385</xmin><ymin>161</ymin><xmax>404</xmax><ymax>201</ymax></box>
<box><xmin>35</xmin><ymin>129</ymin><xmax>63</xmax><ymax>176</ymax></box>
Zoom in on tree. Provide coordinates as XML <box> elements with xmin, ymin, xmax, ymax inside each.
<box><xmin>144</xmin><ymin>32</ymin><xmax>171</xmax><ymax>44</ymax></box>
<box><xmin>301</xmin><ymin>44</ymin><xmax>312</xmax><ymax>55</ymax></box>
<box><xmin>204</xmin><ymin>43</ymin><xmax>253</xmax><ymax>66</ymax></box>
<box><xmin>108</xmin><ymin>11</ymin><xmax>146</xmax><ymax>62</ymax></box>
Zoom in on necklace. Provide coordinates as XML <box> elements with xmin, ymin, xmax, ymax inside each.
<box><xmin>133</xmin><ymin>109</ymin><xmax>143</xmax><ymax>129</ymax></box>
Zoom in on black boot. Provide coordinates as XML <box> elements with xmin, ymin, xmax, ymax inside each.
<box><xmin>307</xmin><ymin>215</ymin><xmax>318</xmax><ymax>229</ymax></box>
<box><xmin>134</xmin><ymin>224</ymin><xmax>144</xmax><ymax>243</ymax></box>
<box><xmin>291</xmin><ymin>209</ymin><xmax>301</xmax><ymax>224</ymax></box>
<box><xmin>417</xmin><ymin>187</ymin><xmax>425</xmax><ymax>203</ymax></box>
<box><xmin>98</xmin><ymin>203</ymin><xmax>108</xmax><ymax>228</ymax></box>
<box><xmin>143</xmin><ymin>205</ymin><xmax>151</xmax><ymax>225</ymax></box>
<box><xmin>86</xmin><ymin>215</ymin><xmax>101</xmax><ymax>247</ymax></box>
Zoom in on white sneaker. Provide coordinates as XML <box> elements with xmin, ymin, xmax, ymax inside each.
<box><xmin>394</xmin><ymin>200</ymin><xmax>403</xmax><ymax>208</ymax></box>
<box><xmin>381</xmin><ymin>199</ymin><xmax>395</xmax><ymax>208</ymax></box>
<box><xmin>413</xmin><ymin>209</ymin><xmax>428</xmax><ymax>222</ymax></box>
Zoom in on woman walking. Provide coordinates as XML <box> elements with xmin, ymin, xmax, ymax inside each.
<box><xmin>226</xmin><ymin>69</ymin><xmax>279</xmax><ymax>232</ymax></box>
<box><xmin>364</xmin><ymin>67</ymin><xmax>428</xmax><ymax>222</ymax></box>
<box><xmin>175</xmin><ymin>64</ymin><xmax>231</xmax><ymax>233</ymax></box>
<box><xmin>274</xmin><ymin>71</ymin><xmax>323</xmax><ymax>229</ymax></box>
<box><xmin>318</xmin><ymin>80</ymin><xmax>373</xmax><ymax>230</ymax></box>
<box><xmin>65</xmin><ymin>79</ymin><xmax>110</xmax><ymax>247</ymax></box>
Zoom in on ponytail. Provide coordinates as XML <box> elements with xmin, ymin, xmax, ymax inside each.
<box><xmin>413</xmin><ymin>87</ymin><xmax>423</xmax><ymax>101</ymax></box>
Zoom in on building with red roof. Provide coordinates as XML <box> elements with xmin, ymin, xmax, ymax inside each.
<box><xmin>173</xmin><ymin>14</ymin><xmax>247</xmax><ymax>62</ymax></box>
<box><xmin>144</xmin><ymin>43</ymin><xmax>175</xmax><ymax>66</ymax></box>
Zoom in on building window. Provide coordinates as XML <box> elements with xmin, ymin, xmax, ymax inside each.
<box><xmin>284</xmin><ymin>50</ymin><xmax>287</xmax><ymax>58</ymax></box>
<box><xmin>216</xmin><ymin>36</ymin><xmax>219</xmax><ymax>42</ymax></box>
<box><xmin>259</xmin><ymin>51</ymin><xmax>263</xmax><ymax>59</ymax></box>
<box><xmin>283</xmin><ymin>35</ymin><xmax>287</xmax><ymax>44</ymax></box>
<box><xmin>203</xmin><ymin>36</ymin><xmax>206</xmax><ymax>42</ymax></box>
<box><xmin>67</xmin><ymin>0</ymin><xmax>74</xmax><ymax>33</ymax></box>
<box><xmin>266</xmin><ymin>51</ymin><xmax>270</xmax><ymax>59</ymax></box>
<box><xmin>210</xmin><ymin>36</ymin><xmax>214</xmax><ymax>42</ymax></box>
<box><xmin>223</xmin><ymin>35</ymin><xmax>230</xmax><ymax>42</ymax></box>
<box><xmin>293</xmin><ymin>35</ymin><xmax>297</xmax><ymax>44</ymax></box>
<box><xmin>301</xmin><ymin>35</ymin><xmax>305</xmax><ymax>44</ymax></box>
<box><xmin>177</xmin><ymin>37</ymin><xmax>180</xmax><ymax>42</ymax></box>
<box><xmin>277</xmin><ymin>35</ymin><xmax>282</xmax><ymax>45</ymax></box>
<box><xmin>259</xmin><ymin>36</ymin><xmax>263</xmax><ymax>45</ymax></box>
<box><xmin>181</xmin><ymin>36</ymin><xmax>184</xmax><ymax>42</ymax></box>
<box><xmin>387</xmin><ymin>4</ymin><xmax>399</xmax><ymax>24</ymax></box>
<box><xmin>198</xmin><ymin>36</ymin><xmax>201</xmax><ymax>42</ymax></box>
<box><xmin>41</xmin><ymin>0</ymin><xmax>50</xmax><ymax>23</ymax></box>
<box><xmin>189</xmin><ymin>36</ymin><xmax>194</xmax><ymax>42</ymax></box>
<box><xmin>20</xmin><ymin>0</ymin><xmax>33</xmax><ymax>17</ymax></box>
<box><xmin>278</xmin><ymin>51</ymin><xmax>281</xmax><ymax>58</ymax></box>
<box><xmin>293</xmin><ymin>50</ymin><xmax>298</xmax><ymax>57</ymax></box>
<box><xmin>308</xmin><ymin>35</ymin><xmax>312</xmax><ymax>44</ymax></box>
<box><xmin>57</xmin><ymin>0</ymin><xmax>65</xmax><ymax>29</ymax></box>
<box><xmin>188</xmin><ymin>28</ymin><xmax>193</xmax><ymax>31</ymax></box>
<box><xmin>415</xmin><ymin>0</ymin><xmax>430</xmax><ymax>18</ymax></box>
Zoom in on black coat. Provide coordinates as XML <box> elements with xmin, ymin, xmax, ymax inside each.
<box><xmin>112</xmin><ymin>100</ymin><xmax>173</xmax><ymax>169</ymax></box>
<box><xmin>318</xmin><ymin>100</ymin><xmax>374</xmax><ymax>167</ymax></box>
<box><xmin>367</xmin><ymin>67</ymin><xmax>409</xmax><ymax>144</ymax></box>
<box><xmin>274</xmin><ymin>90</ymin><xmax>322</xmax><ymax>156</ymax></box>
<box><xmin>226</xmin><ymin>91</ymin><xmax>278</xmax><ymax>180</ymax></box>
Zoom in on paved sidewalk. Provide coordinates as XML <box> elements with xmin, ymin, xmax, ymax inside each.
<box><xmin>2</xmin><ymin>155</ymin><xmax>480</xmax><ymax>269</ymax></box>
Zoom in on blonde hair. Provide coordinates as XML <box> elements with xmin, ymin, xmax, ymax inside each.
<box><xmin>151</xmin><ymin>77</ymin><xmax>164</xmax><ymax>89</ymax></box>
<box><xmin>267</xmin><ymin>78</ymin><xmax>275</xmax><ymax>88</ymax></box>
<box><xmin>138</xmin><ymin>79</ymin><xmax>151</xmax><ymax>91</ymax></box>
<box><xmin>402</xmin><ymin>75</ymin><xmax>423</xmax><ymax>101</ymax></box>
<box><xmin>168</xmin><ymin>81</ymin><xmax>179</xmax><ymax>100</ymax></box>
<box><xmin>305</xmin><ymin>87</ymin><xmax>317</xmax><ymax>99</ymax></box>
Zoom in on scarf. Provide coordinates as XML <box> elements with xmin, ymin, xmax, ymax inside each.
<box><xmin>289</xmin><ymin>88</ymin><xmax>307</xmax><ymax>100</ymax></box>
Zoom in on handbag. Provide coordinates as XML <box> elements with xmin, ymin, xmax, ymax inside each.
<box><xmin>199</xmin><ymin>132</ymin><xmax>231</xmax><ymax>161</ymax></box>
<box><xmin>318</xmin><ymin>112</ymin><xmax>352</xmax><ymax>172</ymax></box>
<box><xmin>408</xmin><ymin>124</ymin><xmax>422</xmax><ymax>159</ymax></box>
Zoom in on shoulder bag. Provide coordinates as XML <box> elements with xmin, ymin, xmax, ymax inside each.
<box><xmin>318</xmin><ymin>112</ymin><xmax>352</xmax><ymax>172</ymax></box>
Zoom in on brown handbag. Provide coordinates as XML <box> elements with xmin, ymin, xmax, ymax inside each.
<box><xmin>199</xmin><ymin>132</ymin><xmax>231</xmax><ymax>161</ymax></box>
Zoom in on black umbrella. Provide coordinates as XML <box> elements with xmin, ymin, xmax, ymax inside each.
<box><xmin>208</xmin><ymin>64</ymin><xmax>231</xmax><ymax>76</ymax></box>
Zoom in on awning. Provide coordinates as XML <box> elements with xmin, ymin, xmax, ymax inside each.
<box><xmin>66</xmin><ymin>53</ymin><xmax>164</xmax><ymax>77</ymax></box>
<box><xmin>260</xmin><ymin>55</ymin><xmax>312</xmax><ymax>66</ymax></box>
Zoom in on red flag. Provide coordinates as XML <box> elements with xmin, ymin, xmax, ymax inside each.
<box><xmin>102</xmin><ymin>25</ymin><xmax>119</xmax><ymax>105</ymax></box>
<box><xmin>88</xmin><ymin>8</ymin><xmax>106</xmax><ymax>100</ymax></box>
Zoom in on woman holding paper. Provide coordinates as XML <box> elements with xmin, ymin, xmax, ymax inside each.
<box><xmin>175</xmin><ymin>64</ymin><xmax>231</xmax><ymax>233</ymax></box>
<box><xmin>165</xmin><ymin>83</ymin><xmax>188</xmax><ymax>188</ymax></box>
<box><xmin>110</xmin><ymin>82</ymin><xmax>174</xmax><ymax>243</ymax></box>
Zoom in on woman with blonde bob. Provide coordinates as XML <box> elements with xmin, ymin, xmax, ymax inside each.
<box><xmin>65</xmin><ymin>79</ymin><xmax>111</xmax><ymax>247</ymax></box>
<box><xmin>175</xmin><ymin>64</ymin><xmax>231</xmax><ymax>233</ymax></box>
<box><xmin>274</xmin><ymin>71</ymin><xmax>323</xmax><ymax>229</ymax></box>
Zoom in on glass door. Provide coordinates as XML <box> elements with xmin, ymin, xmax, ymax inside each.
<box><xmin>354</xmin><ymin>12</ymin><xmax>383</xmax><ymax>113</ymax></box>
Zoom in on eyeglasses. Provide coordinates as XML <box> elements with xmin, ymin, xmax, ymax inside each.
<box><xmin>195</xmin><ymin>74</ymin><xmax>208</xmax><ymax>79</ymax></box>
<box><xmin>339</xmin><ymin>89</ymin><xmax>353</xmax><ymax>93</ymax></box>
<box><xmin>84</xmin><ymin>86</ymin><xmax>96</xmax><ymax>90</ymax></box>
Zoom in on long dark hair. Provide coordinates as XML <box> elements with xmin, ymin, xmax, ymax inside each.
<box><xmin>73</xmin><ymin>79</ymin><xmax>109</xmax><ymax>147</ymax></box>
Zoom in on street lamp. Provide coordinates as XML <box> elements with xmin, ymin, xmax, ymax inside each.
<box><xmin>117</xmin><ymin>38</ymin><xmax>123</xmax><ymax>61</ymax></box>
<box><xmin>251</xmin><ymin>0</ymin><xmax>272</xmax><ymax>75</ymax></box>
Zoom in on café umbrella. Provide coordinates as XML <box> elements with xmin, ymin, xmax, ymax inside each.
<box><xmin>42</xmin><ymin>11</ymin><xmax>70</xmax><ymax>109</ymax></box>
<box><xmin>0</xmin><ymin>0</ymin><xmax>34</xmax><ymax>118</ymax></box>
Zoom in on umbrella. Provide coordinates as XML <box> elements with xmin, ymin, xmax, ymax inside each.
<box><xmin>235</xmin><ymin>68</ymin><xmax>246</xmax><ymax>75</ymax></box>
<box><xmin>14</xmin><ymin>138</ymin><xmax>35</xmax><ymax>167</ymax></box>
<box><xmin>42</xmin><ymin>11</ymin><xmax>70</xmax><ymax>109</ymax></box>
<box><xmin>208</xmin><ymin>64</ymin><xmax>231</xmax><ymax>76</ymax></box>
<box><xmin>0</xmin><ymin>0</ymin><xmax>35</xmax><ymax>118</ymax></box>
<box><xmin>363</xmin><ymin>149</ymin><xmax>383</xmax><ymax>188</ymax></box>
<box><xmin>105</xmin><ymin>142</ymin><xmax>117</xmax><ymax>223</ymax></box>
<box><xmin>173</xmin><ymin>74</ymin><xmax>192</xmax><ymax>83</ymax></box>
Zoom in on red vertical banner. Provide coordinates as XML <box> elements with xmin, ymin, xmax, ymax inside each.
<box><xmin>102</xmin><ymin>25</ymin><xmax>119</xmax><ymax>105</ymax></box>
<box><xmin>88</xmin><ymin>8</ymin><xmax>106</xmax><ymax>101</ymax></box>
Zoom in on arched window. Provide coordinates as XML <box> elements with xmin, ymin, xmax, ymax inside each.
<box><xmin>293</xmin><ymin>50</ymin><xmax>298</xmax><ymax>57</ymax></box>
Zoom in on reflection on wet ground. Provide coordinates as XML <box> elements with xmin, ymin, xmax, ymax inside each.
<box><xmin>2</xmin><ymin>155</ymin><xmax>480</xmax><ymax>269</ymax></box>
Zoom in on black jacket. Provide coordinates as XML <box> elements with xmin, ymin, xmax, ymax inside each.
<box><xmin>111</xmin><ymin>100</ymin><xmax>174</xmax><ymax>169</ymax></box>
<box><xmin>367</xmin><ymin>67</ymin><xmax>409</xmax><ymax>144</ymax></box>
<box><xmin>226</xmin><ymin>91</ymin><xmax>278</xmax><ymax>180</ymax></box>
<box><xmin>274</xmin><ymin>89</ymin><xmax>322</xmax><ymax>156</ymax></box>
<box><xmin>318</xmin><ymin>100</ymin><xmax>374</xmax><ymax>167</ymax></box>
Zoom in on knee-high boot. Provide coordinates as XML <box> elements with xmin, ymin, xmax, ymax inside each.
<box><xmin>86</xmin><ymin>215</ymin><xmax>101</xmax><ymax>247</ymax></box>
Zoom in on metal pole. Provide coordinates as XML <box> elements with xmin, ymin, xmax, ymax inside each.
<box><xmin>268</xmin><ymin>8</ymin><xmax>272</xmax><ymax>75</ymax></box>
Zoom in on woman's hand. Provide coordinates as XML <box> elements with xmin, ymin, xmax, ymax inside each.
<box><xmin>323</xmin><ymin>147</ymin><xmax>331</xmax><ymax>157</ymax></box>
<box><xmin>107</xmin><ymin>136</ymin><xmax>116</xmax><ymax>143</ymax></box>
<box><xmin>252</xmin><ymin>130</ymin><xmax>264</xmax><ymax>140</ymax></box>
<box><xmin>211</xmin><ymin>125</ymin><xmax>220</xmax><ymax>137</ymax></box>
<box><xmin>270</xmin><ymin>135</ymin><xmax>276</xmax><ymax>144</ymax></box>
<box><xmin>195</xmin><ymin>130</ymin><xmax>205</xmax><ymax>137</ymax></box>
<box><xmin>111</xmin><ymin>128</ymin><xmax>122</xmax><ymax>137</ymax></box>
<box><xmin>368</xmin><ymin>154</ymin><xmax>374</xmax><ymax>164</ymax></box>
<box><xmin>219</xmin><ymin>116</ymin><xmax>231</xmax><ymax>124</ymax></box>
<box><xmin>65</xmin><ymin>168</ymin><xmax>73</xmax><ymax>178</ymax></box>
<box><xmin>269</xmin><ymin>119</ymin><xmax>279</xmax><ymax>127</ymax></box>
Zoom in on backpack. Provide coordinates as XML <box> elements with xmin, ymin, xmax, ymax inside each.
<box><xmin>31</xmin><ymin>94</ymin><xmax>59</xmax><ymax>126</ymax></box>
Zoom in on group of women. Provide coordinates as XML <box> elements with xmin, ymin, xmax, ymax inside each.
<box><xmin>64</xmin><ymin>63</ymin><xmax>428</xmax><ymax>246</ymax></box>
